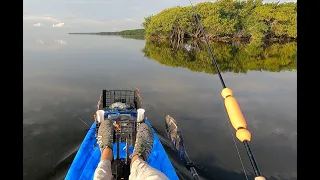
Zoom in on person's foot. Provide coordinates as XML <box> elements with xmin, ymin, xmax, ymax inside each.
<box><xmin>131</xmin><ymin>123</ymin><xmax>154</xmax><ymax>161</ymax></box>
<box><xmin>96</xmin><ymin>110</ymin><xmax>114</xmax><ymax>152</ymax></box>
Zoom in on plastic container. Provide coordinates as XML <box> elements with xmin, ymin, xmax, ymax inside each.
<box><xmin>137</xmin><ymin>108</ymin><xmax>145</xmax><ymax>123</ymax></box>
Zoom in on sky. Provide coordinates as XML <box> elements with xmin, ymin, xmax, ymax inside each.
<box><xmin>23</xmin><ymin>0</ymin><xmax>296</xmax><ymax>34</ymax></box>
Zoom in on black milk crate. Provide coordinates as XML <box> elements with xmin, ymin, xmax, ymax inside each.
<box><xmin>102</xmin><ymin>89</ymin><xmax>141</xmax><ymax>110</ymax></box>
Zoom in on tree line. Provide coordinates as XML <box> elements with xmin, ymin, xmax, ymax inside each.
<box><xmin>68</xmin><ymin>29</ymin><xmax>145</xmax><ymax>36</ymax></box>
<box><xmin>142</xmin><ymin>0</ymin><xmax>296</xmax><ymax>42</ymax></box>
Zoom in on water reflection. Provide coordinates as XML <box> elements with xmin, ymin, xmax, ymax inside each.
<box><xmin>142</xmin><ymin>40</ymin><xmax>296</xmax><ymax>74</ymax></box>
<box><xmin>36</xmin><ymin>40</ymin><xmax>44</xmax><ymax>44</ymax></box>
<box><xmin>24</xmin><ymin>39</ymin><xmax>68</xmax><ymax>52</ymax></box>
<box><xmin>23</xmin><ymin>35</ymin><xmax>296</xmax><ymax>180</ymax></box>
<box><xmin>54</xmin><ymin>40</ymin><xmax>67</xmax><ymax>45</ymax></box>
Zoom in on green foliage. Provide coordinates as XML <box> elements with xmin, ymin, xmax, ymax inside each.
<box><xmin>142</xmin><ymin>0</ymin><xmax>296</xmax><ymax>42</ymax></box>
<box><xmin>142</xmin><ymin>15</ymin><xmax>153</xmax><ymax>29</ymax></box>
<box><xmin>119</xmin><ymin>35</ymin><xmax>145</xmax><ymax>40</ymax></box>
<box><xmin>117</xmin><ymin>29</ymin><xmax>145</xmax><ymax>36</ymax></box>
<box><xmin>142</xmin><ymin>40</ymin><xmax>296</xmax><ymax>74</ymax></box>
<box><xmin>271</xmin><ymin>3</ymin><xmax>297</xmax><ymax>38</ymax></box>
<box><xmin>145</xmin><ymin>6</ymin><xmax>195</xmax><ymax>39</ymax></box>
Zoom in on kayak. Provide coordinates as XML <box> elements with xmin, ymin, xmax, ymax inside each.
<box><xmin>65</xmin><ymin>0</ymin><xmax>269</xmax><ymax>179</ymax></box>
<box><xmin>65</xmin><ymin>89</ymin><xmax>179</xmax><ymax>180</ymax></box>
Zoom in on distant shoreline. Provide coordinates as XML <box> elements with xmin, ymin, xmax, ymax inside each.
<box><xmin>68</xmin><ymin>33</ymin><xmax>143</xmax><ymax>36</ymax></box>
<box><xmin>68</xmin><ymin>29</ymin><xmax>145</xmax><ymax>36</ymax></box>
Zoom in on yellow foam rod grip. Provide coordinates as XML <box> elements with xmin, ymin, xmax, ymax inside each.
<box><xmin>221</xmin><ymin>88</ymin><xmax>251</xmax><ymax>142</ymax></box>
<box><xmin>255</xmin><ymin>176</ymin><xmax>266</xmax><ymax>180</ymax></box>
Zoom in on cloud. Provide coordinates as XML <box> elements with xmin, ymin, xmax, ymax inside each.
<box><xmin>33</xmin><ymin>23</ymin><xmax>43</xmax><ymax>27</ymax></box>
<box><xmin>52</xmin><ymin>22</ymin><xmax>71</xmax><ymax>28</ymax></box>
<box><xmin>62</xmin><ymin>0</ymin><xmax>112</xmax><ymax>4</ymax></box>
<box><xmin>24</xmin><ymin>15</ymin><xmax>72</xmax><ymax>28</ymax></box>
<box><xmin>52</xmin><ymin>22</ymin><xmax>65</xmax><ymax>27</ymax></box>
<box><xmin>43</xmin><ymin>16</ymin><xmax>60</xmax><ymax>23</ymax></box>
<box><xmin>54</xmin><ymin>40</ymin><xmax>67</xmax><ymax>45</ymax></box>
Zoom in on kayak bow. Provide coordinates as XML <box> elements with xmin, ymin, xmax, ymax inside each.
<box><xmin>65</xmin><ymin>89</ymin><xmax>179</xmax><ymax>180</ymax></box>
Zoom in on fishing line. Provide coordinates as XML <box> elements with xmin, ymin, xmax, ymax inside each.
<box><xmin>187</xmin><ymin>0</ymin><xmax>251</xmax><ymax>179</ymax></box>
<box><xmin>188</xmin><ymin>0</ymin><xmax>226</xmax><ymax>89</ymax></box>
<box><xmin>222</xmin><ymin>102</ymin><xmax>249</xmax><ymax>180</ymax></box>
<box><xmin>79</xmin><ymin>117</ymin><xmax>90</xmax><ymax>128</ymax></box>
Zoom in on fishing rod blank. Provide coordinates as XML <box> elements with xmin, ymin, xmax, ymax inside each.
<box><xmin>187</xmin><ymin>0</ymin><xmax>266</xmax><ymax>179</ymax></box>
<box><xmin>188</xmin><ymin>0</ymin><xmax>226</xmax><ymax>89</ymax></box>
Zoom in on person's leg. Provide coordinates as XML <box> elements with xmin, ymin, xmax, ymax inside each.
<box><xmin>94</xmin><ymin>148</ymin><xmax>113</xmax><ymax>180</ymax></box>
<box><xmin>129</xmin><ymin>123</ymin><xmax>169</xmax><ymax>180</ymax></box>
<box><xmin>94</xmin><ymin>110</ymin><xmax>114</xmax><ymax>180</ymax></box>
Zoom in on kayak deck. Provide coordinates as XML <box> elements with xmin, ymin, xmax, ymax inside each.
<box><xmin>65</xmin><ymin>120</ymin><xmax>179</xmax><ymax>180</ymax></box>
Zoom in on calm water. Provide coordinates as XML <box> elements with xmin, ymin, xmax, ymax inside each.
<box><xmin>23</xmin><ymin>34</ymin><xmax>297</xmax><ymax>180</ymax></box>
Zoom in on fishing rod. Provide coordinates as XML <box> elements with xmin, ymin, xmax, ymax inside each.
<box><xmin>187</xmin><ymin>0</ymin><xmax>266</xmax><ymax>179</ymax></box>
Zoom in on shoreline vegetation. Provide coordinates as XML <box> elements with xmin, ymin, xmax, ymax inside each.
<box><xmin>69</xmin><ymin>0</ymin><xmax>296</xmax><ymax>44</ymax></box>
<box><xmin>142</xmin><ymin>40</ymin><xmax>296</xmax><ymax>74</ymax></box>
<box><xmin>69</xmin><ymin>29</ymin><xmax>145</xmax><ymax>36</ymax></box>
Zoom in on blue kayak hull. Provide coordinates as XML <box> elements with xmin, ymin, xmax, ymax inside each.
<box><xmin>65</xmin><ymin>120</ymin><xmax>179</xmax><ymax>180</ymax></box>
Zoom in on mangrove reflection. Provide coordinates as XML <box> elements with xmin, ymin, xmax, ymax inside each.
<box><xmin>119</xmin><ymin>35</ymin><xmax>145</xmax><ymax>40</ymax></box>
<box><xmin>142</xmin><ymin>40</ymin><xmax>296</xmax><ymax>74</ymax></box>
